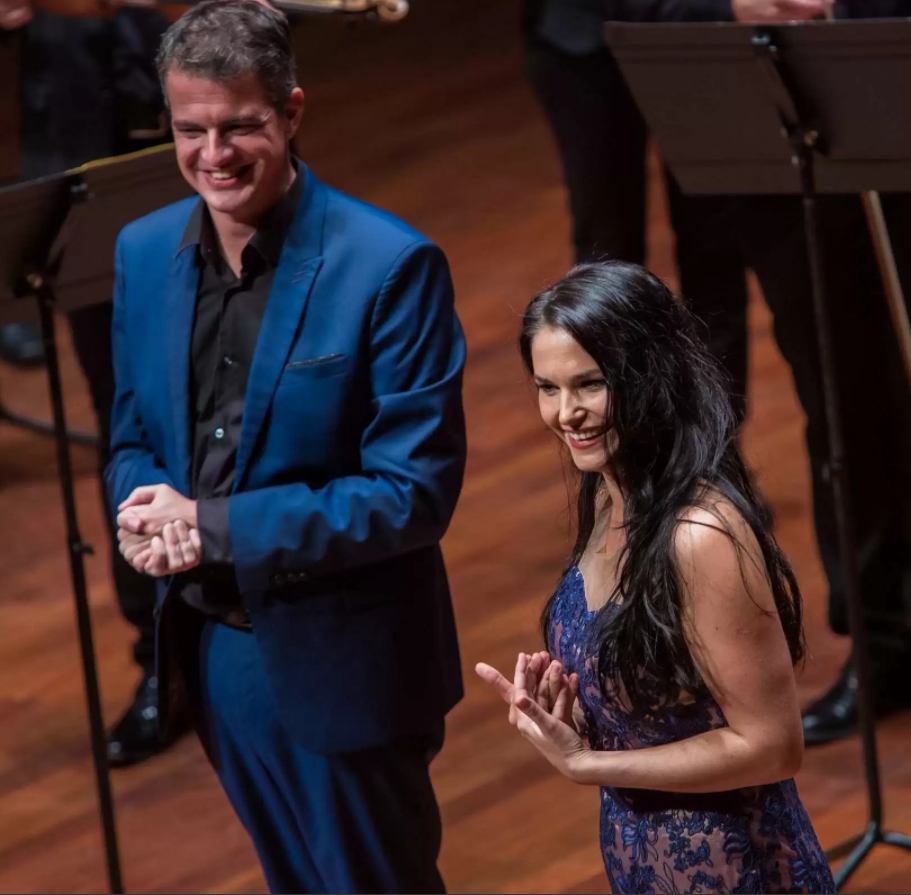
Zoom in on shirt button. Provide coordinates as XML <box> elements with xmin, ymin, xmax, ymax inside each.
<box><xmin>214</xmin><ymin>427</ymin><xmax>225</xmax><ymax>440</ymax></box>
<box><xmin>222</xmin><ymin>355</ymin><xmax>233</xmax><ymax>367</ymax></box>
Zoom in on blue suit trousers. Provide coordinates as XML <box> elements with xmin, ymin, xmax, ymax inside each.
<box><xmin>198</xmin><ymin>621</ymin><xmax>446</xmax><ymax>894</ymax></box>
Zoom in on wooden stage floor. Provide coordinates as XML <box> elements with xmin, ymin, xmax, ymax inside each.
<box><xmin>1</xmin><ymin>1</ymin><xmax>910</xmax><ymax>891</ymax></box>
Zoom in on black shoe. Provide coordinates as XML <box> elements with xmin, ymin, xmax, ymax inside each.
<box><xmin>802</xmin><ymin>661</ymin><xmax>859</xmax><ymax>747</ymax></box>
<box><xmin>0</xmin><ymin>322</ymin><xmax>45</xmax><ymax>368</ymax></box>
<box><xmin>106</xmin><ymin>672</ymin><xmax>188</xmax><ymax>768</ymax></box>
<box><xmin>802</xmin><ymin>655</ymin><xmax>911</xmax><ymax>747</ymax></box>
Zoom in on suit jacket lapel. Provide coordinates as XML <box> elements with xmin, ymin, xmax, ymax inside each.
<box><xmin>166</xmin><ymin>240</ymin><xmax>199</xmax><ymax>496</ymax></box>
<box><xmin>233</xmin><ymin>167</ymin><xmax>327</xmax><ymax>492</ymax></box>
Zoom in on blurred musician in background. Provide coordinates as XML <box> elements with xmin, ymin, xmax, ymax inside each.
<box><xmin>0</xmin><ymin>0</ymin><xmax>188</xmax><ymax>765</ymax></box>
<box><xmin>522</xmin><ymin>0</ymin><xmax>752</xmax><ymax>423</ymax></box>
<box><xmin>738</xmin><ymin>0</ymin><xmax>911</xmax><ymax>746</ymax></box>
<box><xmin>524</xmin><ymin>0</ymin><xmax>911</xmax><ymax>746</ymax></box>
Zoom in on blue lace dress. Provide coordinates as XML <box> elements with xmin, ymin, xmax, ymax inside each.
<box><xmin>549</xmin><ymin>567</ymin><xmax>835</xmax><ymax>894</ymax></box>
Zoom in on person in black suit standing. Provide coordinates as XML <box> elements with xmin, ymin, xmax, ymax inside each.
<box><xmin>0</xmin><ymin>0</ymin><xmax>188</xmax><ymax>765</ymax></box>
<box><xmin>522</xmin><ymin>0</ymin><xmax>753</xmax><ymax>423</ymax></box>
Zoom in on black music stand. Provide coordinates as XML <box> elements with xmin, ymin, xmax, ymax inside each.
<box><xmin>55</xmin><ymin>145</ymin><xmax>193</xmax><ymax>312</ymax></box>
<box><xmin>0</xmin><ymin>169</ymin><xmax>124</xmax><ymax>894</ymax></box>
<box><xmin>0</xmin><ymin>143</ymin><xmax>192</xmax><ymax>895</ymax></box>
<box><xmin>605</xmin><ymin>17</ymin><xmax>911</xmax><ymax>892</ymax></box>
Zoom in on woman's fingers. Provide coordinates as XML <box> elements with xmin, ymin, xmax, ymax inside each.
<box><xmin>475</xmin><ymin>663</ymin><xmax>515</xmax><ymax>705</ymax></box>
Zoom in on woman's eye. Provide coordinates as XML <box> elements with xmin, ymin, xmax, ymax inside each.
<box><xmin>537</xmin><ymin>384</ymin><xmax>558</xmax><ymax>395</ymax></box>
<box><xmin>583</xmin><ymin>379</ymin><xmax>606</xmax><ymax>391</ymax></box>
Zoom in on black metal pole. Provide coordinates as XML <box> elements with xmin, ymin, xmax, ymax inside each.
<box><xmin>31</xmin><ymin>273</ymin><xmax>124</xmax><ymax>895</ymax></box>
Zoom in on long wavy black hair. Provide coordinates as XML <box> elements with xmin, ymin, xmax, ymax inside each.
<box><xmin>519</xmin><ymin>262</ymin><xmax>804</xmax><ymax>711</ymax></box>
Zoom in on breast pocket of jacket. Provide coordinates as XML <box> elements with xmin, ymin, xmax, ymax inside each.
<box><xmin>271</xmin><ymin>353</ymin><xmax>357</xmax><ymax>458</ymax></box>
<box><xmin>282</xmin><ymin>353</ymin><xmax>352</xmax><ymax>379</ymax></box>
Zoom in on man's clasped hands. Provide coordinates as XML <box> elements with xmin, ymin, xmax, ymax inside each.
<box><xmin>116</xmin><ymin>484</ymin><xmax>202</xmax><ymax>577</ymax></box>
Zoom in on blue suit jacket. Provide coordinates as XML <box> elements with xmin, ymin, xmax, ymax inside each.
<box><xmin>106</xmin><ymin>166</ymin><xmax>466</xmax><ymax>753</ymax></box>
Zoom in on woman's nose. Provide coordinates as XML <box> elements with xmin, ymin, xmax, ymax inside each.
<box><xmin>558</xmin><ymin>392</ymin><xmax>583</xmax><ymax>426</ymax></box>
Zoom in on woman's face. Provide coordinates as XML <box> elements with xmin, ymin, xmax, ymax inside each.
<box><xmin>530</xmin><ymin>326</ymin><xmax>612</xmax><ymax>473</ymax></box>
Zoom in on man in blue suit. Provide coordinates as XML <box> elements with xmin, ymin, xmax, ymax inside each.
<box><xmin>109</xmin><ymin>2</ymin><xmax>466</xmax><ymax>890</ymax></box>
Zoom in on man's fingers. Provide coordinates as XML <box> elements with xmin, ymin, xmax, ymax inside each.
<box><xmin>123</xmin><ymin>519</ymin><xmax>201</xmax><ymax>575</ymax></box>
<box><xmin>119</xmin><ymin>530</ymin><xmax>147</xmax><ymax>546</ymax></box>
<box><xmin>117</xmin><ymin>510</ymin><xmax>145</xmax><ymax>534</ymax></box>
<box><xmin>131</xmin><ymin>548</ymin><xmax>152</xmax><ymax>572</ymax></box>
<box><xmin>775</xmin><ymin>0</ymin><xmax>826</xmax><ymax>19</ymax></box>
<box><xmin>133</xmin><ymin>545</ymin><xmax>153</xmax><ymax>572</ymax></box>
<box><xmin>779</xmin><ymin>0</ymin><xmax>825</xmax><ymax>11</ymax></box>
<box><xmin>173</xmin><ymin>520</ymin><xmax>198</xmax><ymax>567</ymax></box>
<box><xmin>118</xmin><ymin>506</ymin><xmax>167</xmax><ymax>538</ymax></box>
<box><xmin>163</xmin><ymin>523</ymin><xmax>182</xmax><ymax>571</ymax></box>
<box><xmin>118</xmin><ymin>485</ymin><xmax>160</xmax><ymax>511</ymax></box>
<box><xmin>0</xmin><ymin>3</ymin><xmax>33</xmax><ymax>29</ymax></box>
<box><xmin>123</xmin><ymin>540</ymin><xmax>146</xmax><ymax>563</ymax></box>
<box><xmin>733</xmin><ymin>0</ymin><xmax>826</xmax><ymax>22</ymax></box>
<box><xmin>120</xmin><ymin>529</ymin><xmax>152</xmax><ymax>560</ymax></box>
<box><xmin>144</xmin><ymin>536</ymin><xmax>167</xmax><ymax>576</ymax></box>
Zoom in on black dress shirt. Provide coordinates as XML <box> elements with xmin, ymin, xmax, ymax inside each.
<box><xmin>177</xmin><ymin>167</ymin><xmax>304</xmax><ymax>615</ymax></box>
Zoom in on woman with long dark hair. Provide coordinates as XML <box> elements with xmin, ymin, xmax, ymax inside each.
<box><xmin>477</xmin><ymin>262</ymin><xmax>834</xmax><ymax>893</ymax></box>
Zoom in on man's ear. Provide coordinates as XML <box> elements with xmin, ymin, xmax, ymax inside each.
<box><xmin>285</xmin><ymin>87</ymin><xmax>305</xmax><ymax>137</ymax></box>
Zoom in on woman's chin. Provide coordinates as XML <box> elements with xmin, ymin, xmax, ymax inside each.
<box><xmin>569</xmin><ymin>453</ymin><xmax>609</xmax><ymax>474</ymax></box>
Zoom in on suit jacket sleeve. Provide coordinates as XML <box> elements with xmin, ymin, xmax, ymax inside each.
<box><xmin>603</xmin><ymin>0</ymin><xmax>734</xmax><ymax>21</ymax></box>
<box><xmin>227</xmin><ymin>241</ymin><xmax>467</xmax><ymax>595</ymax></box>
<box><xmin>104</xmin><ymin>232</ymin><xmax>177</xmax><ymax>513</ymax></box>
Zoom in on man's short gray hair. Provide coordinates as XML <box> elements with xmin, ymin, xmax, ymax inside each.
<box><xmin>157</xmin><ymin>0</ymin><xmax>298</xmax><ymax>111</ymax></box>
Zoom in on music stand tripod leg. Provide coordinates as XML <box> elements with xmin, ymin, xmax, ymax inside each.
<box><xmin>0</xmin><ymin>400</ymin><xmax>100</xmax><ymax>449</ymax></box>
<box><xmin>29</xmin><ymin>272</ymin><xmax>125</xmax><ymax>895</ymax></box>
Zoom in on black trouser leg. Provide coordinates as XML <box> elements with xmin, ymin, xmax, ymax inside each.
<box><xmin>68</xmin><ymin>301</ymin><xmax>157</xmax><ymax>675</ymax></box>
<box><xmin>666</xmin><ymin>175</ymin><xmax>749</xmax><ymax>426</ymax></box>
<box><xmin>735</xmin><ymin>194</ymin><xmax>911</xmax><ymax>653</ymax></box>
<box><xmin>524</xmin><ymin>39</ymin><xmax>750</xmax><ymax>427</ymax></box>
<box><xmin>524</xmin><ymin>39</ymin><xmax>648</xmax><ymax>265</ymax></box>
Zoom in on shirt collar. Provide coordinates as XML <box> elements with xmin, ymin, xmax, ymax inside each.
<box><xmin>177</xmin><ymin>159</ymin><xmax>305</xmax><ymax>270</ymax></box>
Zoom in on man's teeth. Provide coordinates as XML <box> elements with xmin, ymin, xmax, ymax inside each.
<box><xmin>210</xmin><ymin>171</ymin><xmax>236</xmax><ymax>180</ymax></box>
